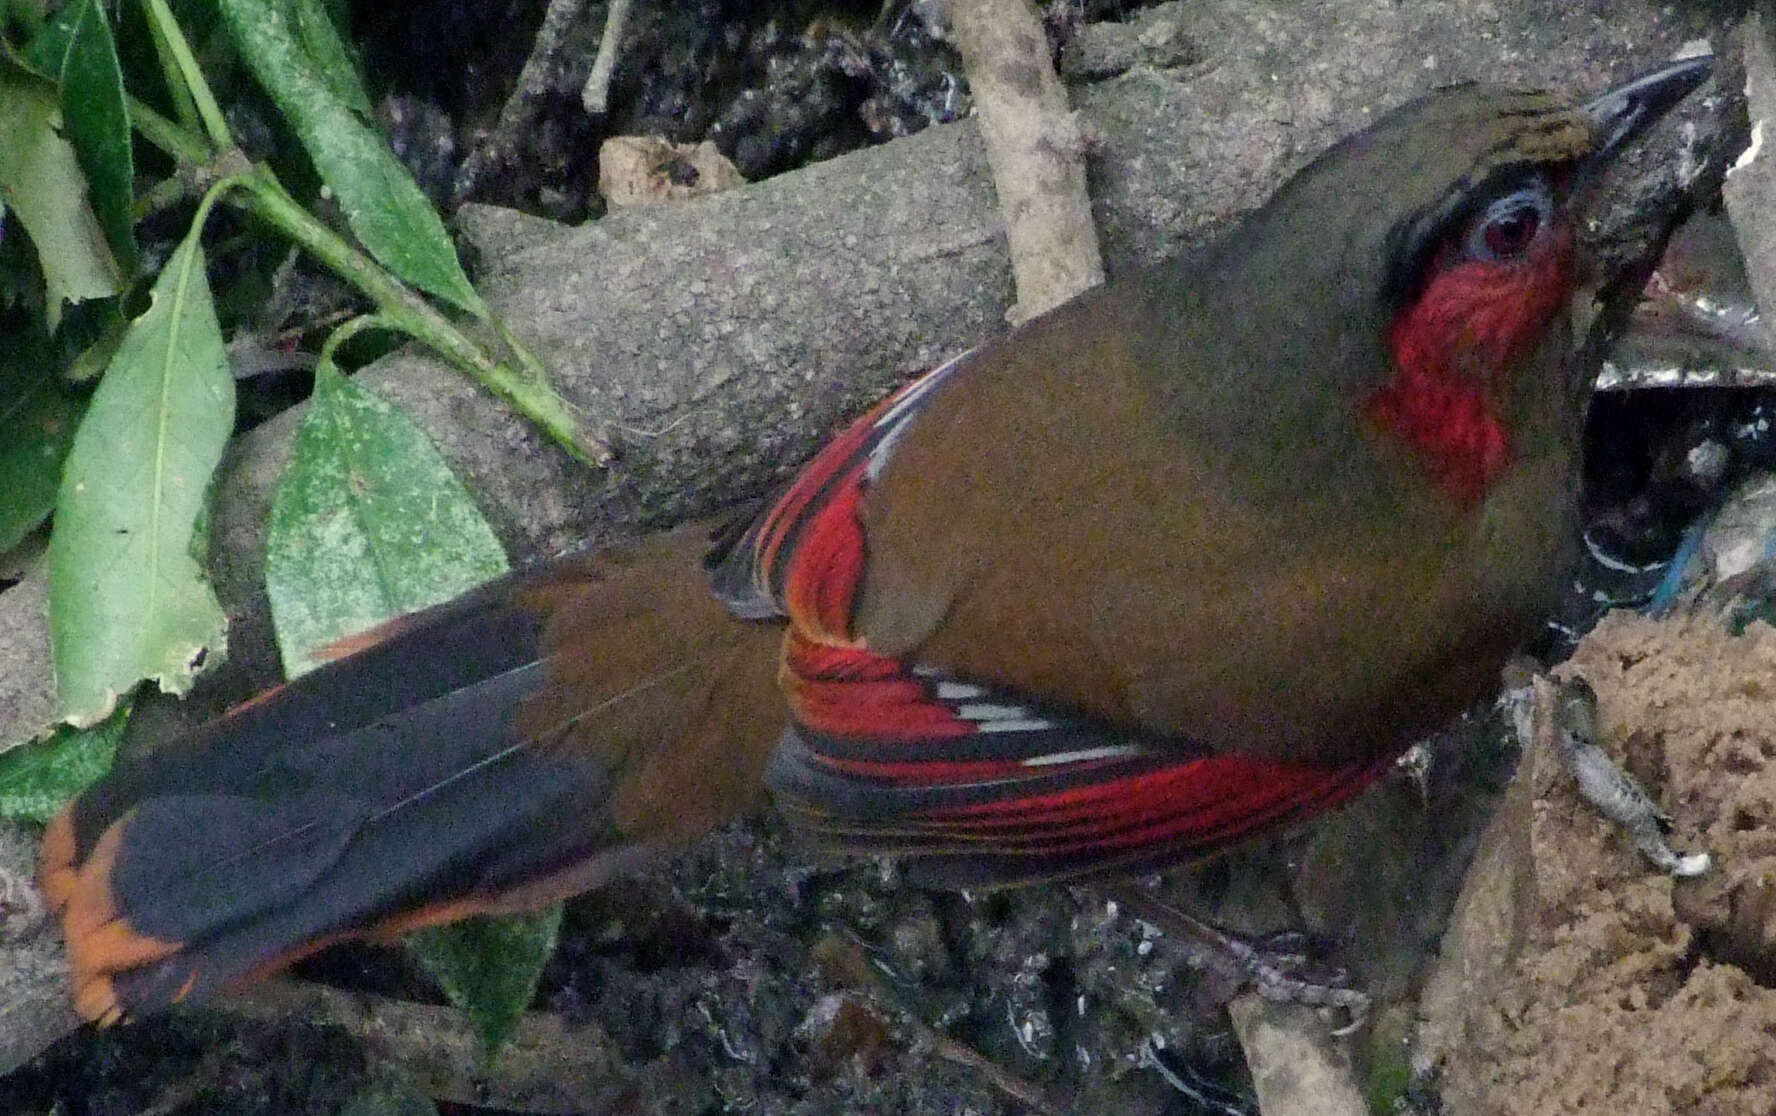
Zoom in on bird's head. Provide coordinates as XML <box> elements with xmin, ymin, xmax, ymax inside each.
<box><xmin>1160</xmin><ymin>57</ymin><xmax>1712</xmax><ymax>508</ymax></box>
<box><xmin>1363</xmin><ymin>58</ymin><xmax>1712</xmax><ymax>503</ymax></box>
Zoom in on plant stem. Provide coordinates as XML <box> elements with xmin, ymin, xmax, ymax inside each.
<box><xmin>128</xmin><ymin>96</ymin><xmax>212</xmax><ymax>169</ymax></box>
<box><xmin>236</xmin><ymin>174</ymin><xmax>605</xmax><ymax>465</ymax></box>
<box><xmin>116</xmin><ymin>11</ymin><xmax>603</xmax><ymax>467</ymax></box>
<box><xmin>141</xmin><ymin>0</ymin><xmax>234</xmax><ymax>152</ymax></box>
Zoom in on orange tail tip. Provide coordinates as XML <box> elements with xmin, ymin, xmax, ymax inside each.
<box><xmin>53</xmin><ymin>820</ymin><xmax>186</xmax><ymax>1024</ymax></box>
<box><xmin>310</xmin><ymin>611</ymin><xmax>427</xmax><ymax>665</ymax></box>
<box><xmin>75</xmin><ymin>976</ymin><xmax>126</xmax><ymax>1027</ymax></box>
<box><xmin>38</xmin><ymin>806</ymin><xmax>79</xmax><ymax>916</ymax></box>
<box><xmin>39</xmin><ymin>524</ymin><xmax>787</xmax><ymax>1023</ymax></box>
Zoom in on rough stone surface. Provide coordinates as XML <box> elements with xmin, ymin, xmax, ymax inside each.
<box><xmin>0</xmin><ymin>821</ymin><xmax>75</xmax><ymax>1078</ymax></box>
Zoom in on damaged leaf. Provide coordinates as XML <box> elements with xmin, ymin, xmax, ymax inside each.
<box><xmin>48</xmin><ymin>221</ymin><xmax>234</xmax><ymax>726</ymax></box>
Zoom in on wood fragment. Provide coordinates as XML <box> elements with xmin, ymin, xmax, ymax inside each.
<box><xmin>950</xmin><ymin>0</ymin><xmax>1104</xmax><ymax>322</ymax></box>
<box><xmin>1228</xmin><ymin>995</ymin><xmax>1368</xmax><ymax>1116</ymax></box>
<box><xmin>582</xmin><ymin>0</ymin><xmax>635</xmax><ymax>116</ymax></box>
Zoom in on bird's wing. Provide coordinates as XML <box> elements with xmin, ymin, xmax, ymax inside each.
<box><xmin>767</xmin><ymin>633</ymin><xmax>1389</xmax><ymax>887</ymax></box>
<box><xmin>712</xmin><ymin>347</ymin><xmax>1390</xmax><ymax>887</ymax></box>
<box><xmin>708</xmin><ymin>348</ymin><xmax>973</xmax><ymax>630</ymax></box>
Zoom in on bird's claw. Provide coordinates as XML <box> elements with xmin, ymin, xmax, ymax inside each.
<box><xmin>1240</xmin><ymin>939</ymin><xmax>1369</xmax><ymax>1033</ymax></box>
<box><xmin>1098</xmin><ymin>885</ymin><xmax>1371</xmax><ymax>1033</ymax></box>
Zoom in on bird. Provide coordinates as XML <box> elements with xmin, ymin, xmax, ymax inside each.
<box><xmin>40</xmin><ymin>56</ymin><xmax>1712</xmax><ymax>1025</ymax></box>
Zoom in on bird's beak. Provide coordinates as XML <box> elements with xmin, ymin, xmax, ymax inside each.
<box><xmin>1580</xmin><ymin>55</ymin><xmax>1714</xmax><ymax>173</ymax></box>
<box><xmin>1565</xmin><ymin>55</ymin><xmax>1717</xmax><ymax>369</ymax></box>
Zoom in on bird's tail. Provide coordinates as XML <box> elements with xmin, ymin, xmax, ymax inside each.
<box><xmin>39</xmin><ymin>524</ymin><xmax>785</xmax><ymax>1024</ymax></box>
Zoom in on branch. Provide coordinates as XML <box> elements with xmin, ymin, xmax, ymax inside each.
<box><xmin>226</xmin><ymin>980</ymin><xmax>649</xmax><ymax>1113</ymax></box>
<box><xmin>951</xmin><ymin>0</ymin><xmax>1104</xmax><ymax>321</ymax></box>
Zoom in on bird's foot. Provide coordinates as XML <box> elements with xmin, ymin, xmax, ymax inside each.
<box><xmin>1092</xmin><ymin>884</ymin><xmax>1369</xmax><ymax>1033</ymax></box>
<box><xmin>1535</xmin><ymin>676</ymin><xmax>1711</xmax><ymax>878</ymax></box>
<box><xmin>1224</xmin><ymin>928</ymin><xmax>1369</xmax><ymax>1035</ymax></box>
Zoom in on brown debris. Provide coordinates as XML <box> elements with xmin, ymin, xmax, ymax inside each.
<box><xmin>1422</xmin><ymin>611</ymin><xmax>1776</xmax><ymax>1116</ymax></box>
<box><xmin>597</xmin><ymin>136</ymin><xmax>747</xmax><ymax>209</ymax></box>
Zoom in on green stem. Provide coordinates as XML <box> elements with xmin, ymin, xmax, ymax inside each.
<box><xmin>236</xmin><ymin>173</ymin><xmax>603</xmax><ymax>465</ymax></box>
<box><xmin>114</xmin><ymin>24</ymin><xmax>598</xmax><ymax>467</ymax></box>
<box><xmin>315</xmin><ymin>313</ymin><xmax>395</xmax><ymax>372</ymax></box>
<box><xmin>141</xmin><ymin>0</ymin><xmax>234</xmax><ymax>153</ymax></box>
<box><xmin>129</xmin><ymin>95</ymin><xmax>212</xmax><ymax>170</ymax></box>
<box><xmin>139</xmin><ymin>0</ymin><xmax>200</xmax><ymax>136</ymax></box>
<box><xmin>190</xmin><ymin>173</ymin><xmax>246</xmax><ymax>233</ymax></box>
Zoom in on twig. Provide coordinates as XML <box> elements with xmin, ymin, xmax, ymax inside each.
<box><xmin>950</xmin><ymin>0</ymin><xmax>1104</xmax><ymax>322</ymax></box>
<box><xmin>1094</xmin><ymin>882</ymin><xmax>1370</xmax><ymax>1116</ymax></box>
<box><xmin>917</xmin><ymin>1022</ymin><xmax>1065</xmax><ymax>1115</ymax></box>
<box><xmin>582</xmin><ymin>0</ymin><xmax>635</xmax><ymax>116</ymax></box>
<box><xmin>815</xmin><ymin>934</ymin><xmax>1066</xmax><ymax>1114</ymax></box>
<box><xmin>1093</xmin><ymin>884</ymin><xmax>1368</xmax><ymax>1019</ymax></box>
<box><xmin>1227</xmin><ymin>995</ymin><xmax>1368</xmax><ymax>1116</ymax></box>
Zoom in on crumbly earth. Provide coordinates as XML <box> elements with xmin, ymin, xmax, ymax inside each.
<box><xmin>1427</xmin><ymin>611</ymin><xmax>1776</xmax><ymax>1116</ymax></box>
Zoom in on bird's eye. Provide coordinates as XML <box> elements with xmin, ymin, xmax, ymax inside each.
<box><xmin>1465</xmin><ymin>182</ymin><xmax>1553</xmax><ymax>262</ymax></box>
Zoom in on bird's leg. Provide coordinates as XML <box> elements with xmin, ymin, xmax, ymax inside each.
<box><xmin>1087</xmin><ymin>883</ymin><xmax>1370</xmax><ymax>1031</ymax></box>
<box><xmin>1526</xmin><ymin>675</ymin><xmax>1711</xmax><ymax>878</ymax></box>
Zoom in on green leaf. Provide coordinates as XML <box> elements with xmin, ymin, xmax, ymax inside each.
<box><xmin>56</xmin><ymin>0</ymin><xmax>137</xmax><ymax>273</ymax></box>
<box><xmin>265</xmin><ymin>363</ymin><xmax>508</xmax><ymax>678</ymax></box>
<box><xmin>266</xmin><ymin>359</ymin><xmax>536</xmax><ymax>1055</ymax></box>
<box><xmin>23</xmin><ymin>2</ymin><xmax>78</xmax><ymax>74</ymax></box>
<box><xmin>215</xmin><ymin>0</ymin><xmax>484</xmax><ymax>316</ymax></box>
<box><xmin>408</xmin><ymin>905</ymin><xmax>562</xmax><ymax>1056</ymax></box>
<box><xmin>48</xmin><ymin>219</ymin><xmax>234</xmax><ymax>727</ymax></box>
<box><xmin>61</xmin><ymin>312</ymin><xmax>127</xmax><ymax>384</ymax></box>
<box><xmin>290</xmin><ymin>0</ymin><xmax>371</xmax><ymax>118</ymax></box>
<box><xmin>0</xmin><ymin>319</ymin><xmax>83</xmax><ymax>553</ymax></box>
<box><xmin>0</xmin><ymin>49</ymin><xmax>122</xmax><ymax>328</ymax></box>
<box><xmin>0</xmin><ymin>701</ymin><xmax>128</xmax><ymax>824</ymax></box>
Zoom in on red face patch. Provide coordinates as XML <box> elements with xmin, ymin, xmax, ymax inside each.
<box><xmin>1367</xmin><ymin>222</ymin><xmax>1573</xmax><ymax>503</ymax></box>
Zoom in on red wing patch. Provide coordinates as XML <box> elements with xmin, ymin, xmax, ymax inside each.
<box><xmin>766</xmin><ymin>632</ymin><xmax>1392</xmax><ymax>888</ymax></box>
<box><xmin>719</xmin><ymin>347</ymin><xmax>1390</xmax><ymax>887</ymax></box>
<box><xmin>709</xmin><ymin>349</ymin><xmax>972</xmax><ymax>639</ymax></box>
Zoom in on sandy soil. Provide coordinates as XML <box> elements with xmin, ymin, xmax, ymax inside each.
<box><xmin>1425</xmin><ymin>610</ymin><xmax>1776</xmax><ymax>1115</ymax></box>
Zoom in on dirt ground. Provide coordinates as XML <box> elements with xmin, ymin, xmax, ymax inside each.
<box><xmin>1422</xmin><ymin>609</ymin><xmax>1776</xmax><ymax>1115</ymax></box>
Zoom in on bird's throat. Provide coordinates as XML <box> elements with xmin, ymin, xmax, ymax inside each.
<box><xmin>1366</xmin><ymin>240</ymin><xmax>1571</xmax><ymax>505</ymax></box>
<box><xmin>1363</xmin><ymin>356</ymin><xmax>1511</xmax><ymax>506</ymax></box>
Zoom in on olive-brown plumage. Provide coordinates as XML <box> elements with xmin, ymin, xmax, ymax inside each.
<box><xmin>42</xmin><ymin>59</ymin><xmax>1709</xmax><ymax>1021</ymax></box>
<box><xmin>856</xmin><ymin>84</ymin><xmax>1597</xmax><ymax>759</ymax></box>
